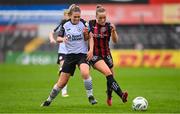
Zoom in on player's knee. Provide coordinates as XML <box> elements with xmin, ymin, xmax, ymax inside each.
<box><xmin>80</xmin><ymin>64</ymin><xmax>90</xmax><ymax>78</ymax></box>
<box><xmin>81</xmin><ymin>71</ymin><xmax>89</xmax><ymax>79</ymax></box>
<box><xmin>81</xmin><ymin>69</ymin><xmax>89</xmax><ymax>79</ymax></box>
<box><xmin>103</xmin><ymin>69</ymin><xmax>112</xmax><ymax>76</ymax></box>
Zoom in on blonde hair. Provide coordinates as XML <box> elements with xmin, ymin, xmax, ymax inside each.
<box><xmin>68</xmin><ymin>4</ymin><xmax>81</xmax><ymax>16</ymax></box>
<box><xmin>63</xmin><ymin>9</ymin><xmax>69</xmax><ymax>16</ymax></box>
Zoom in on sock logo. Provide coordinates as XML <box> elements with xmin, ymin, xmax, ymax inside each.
<box><xmin>112</xmin><ymin>82</ymin><xmax>118</xmax><ymax>91</ymax></box>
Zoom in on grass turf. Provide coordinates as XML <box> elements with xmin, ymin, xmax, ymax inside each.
<box><xmin>0</xmin><ymin>64</ymin><xmax>180</xmax><ymax>113</ymax></box>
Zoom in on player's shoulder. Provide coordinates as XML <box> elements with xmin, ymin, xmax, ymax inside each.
<box><xmin>105</xmin><ymin>21</ymin><xmax>111</xmax><ymax>26</ymax></box>
<box><xmin>80</xmin><ymin>18</ymin><xmax>87</xmax><ymax>23</ymax></box>
<box><xmin>80</xmin><ymin>18</ymin><xmax>88</xmax><ymax>27</ymax></box>
<box><xmin>60</xmin><ymin>19</ymin><xmax>67</xmax><ymax>25</ymax></box>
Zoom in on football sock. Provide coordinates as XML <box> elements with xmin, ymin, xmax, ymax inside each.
<box><xmin>107</xmin><ymin>82</ymin><xmax>113</xmax><ymax>98</ymax></box>
<box><xmin>47</xmin><ymin>84</ymin><xmax>61</xmax><ymax>102</ymax></box>
<box><xmin>106</xmin><ymin>75</ymin><xmax>123</xmax><ymax>98</ymax></box>
<box><xmin>84</xmin><ymin>76</ymin><xmax>93</xmax><ymax>97</ymax></box>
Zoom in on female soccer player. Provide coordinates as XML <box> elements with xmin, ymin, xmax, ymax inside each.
<box><xmin>49</xmin><ymin>10</ymin><xmax>69</xmax><ymax>97</ymax></box>
<box><xmin>88</xmin><ymin>5</ymin><xmax>128</xmax><ymax>106</ymax></box>
<box><xmin>41</xmin><ymin>4</ymin><xmax>97</xmax><ymax>106</ymax></box>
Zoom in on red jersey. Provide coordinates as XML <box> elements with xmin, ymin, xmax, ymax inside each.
<box><xmin>89</xmin><ymin>20</ymin><xmax>112</xmax><ymax>57</ymax></box>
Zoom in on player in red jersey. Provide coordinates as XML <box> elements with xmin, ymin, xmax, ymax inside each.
<box><xmin>88</xmin><ymin>5</ymin><xmax>128</xmax><ymax>106</ymax></box>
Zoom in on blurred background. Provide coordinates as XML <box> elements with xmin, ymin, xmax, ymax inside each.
<box><xmin>0</xmin><ymin>0</ymin><xmax>180</xmax><ymax>68</ymax></box>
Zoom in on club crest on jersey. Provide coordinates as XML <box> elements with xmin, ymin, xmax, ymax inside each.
<box><xmin>77</xmin><ymin>26</ymin><xmax>82</xmax><ymax>32</ymax></box>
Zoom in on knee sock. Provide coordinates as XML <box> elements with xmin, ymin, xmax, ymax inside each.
<box><xmin>106</xmin><ymin>75</ymin><xmax>123</xmax><ymax>98</ymax></box>
<box><xmin>47</xmin><ymin>84</ymin><xmax>61</xmax><ymax>102</ymax></box>
<box><xmin>84</xmin><ymin>76</ymin><xmax>93</xmax><ymax>98</ymax></box>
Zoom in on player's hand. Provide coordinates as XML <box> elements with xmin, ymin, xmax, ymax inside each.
<box><xmin>63</xmin><ymin>37</ymin><xmax>68</xmax><ymax>43</ymax></box>
<box><xmin>83</xmin><ymin>27</ymin><xmax>89</xmax><ymax>41</ymax></box>
<box><xmin>110</xmin><ymin>24</ymin><xmax>116</xmax><ymax>32</ymax></box>
<box><xmin>50</xmin><ymin>38</ymin><xmax>57</xmax><ymax>44</ymax></box>
<box><xmin>86</xmin><ymin>50</ymin><xmax>93</xmax><ymax>61</ymax></box>
<box><xmin>56</xmin><ymin>37</ymin><xmax>61</xmax><ymax>43</ymax></box>
<box><xmin>83</xmin><ymin>27</ymin><xmax>89</xmax><ymax>33</ymax></box>
<box><xmin>57</xmin><ymin>37</ymin><xmax>68</xmax><ymax>43</ymax></box>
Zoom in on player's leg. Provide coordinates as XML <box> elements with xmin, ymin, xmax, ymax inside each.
<box><xmin>41</xmin><ymin>72</ymin><xmax>71</xmax><ymax>106</ymax></box>
<box><xmin>93</xmin><ymin>60</ymin><xmax>128</xmax><ymax>104</ymax></box>
<box><xmin>104</xmin><ymin>55</ymin><xmax>114</xmax><ymax>106</ymax></box>
<box><xmin>41</xmin><ymin>56</ymin><xmax>75</xmax><ymax>107</ymax></box>
<box><xmin>59</xmin><ymin>60</ymin><xmax>69</xmax><ymax>97</ymax></box>
<box><xmin>78</xmin><ymin>56</ymin><xmax>97</xmax><ymax>105</ymax></box>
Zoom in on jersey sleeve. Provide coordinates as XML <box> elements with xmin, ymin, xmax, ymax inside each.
<box><xmin>53</xmin><ymin>19</ymin><xmax>65</xmax><ymax>32</ymax></box>
<box><xmin>57</xmin><ymin>25</ymin><xmax>65</xmax><ymax>37</ymax></box>
<box><xmin>80</xmin><ymin>18</ymin><xmax>88</xmax><ymax>27</ymax></box>
<box><xmin>107</xmin><ymin>22</ymin><xmax>112</xmax><ymax>36</ymax></box>
<box><xmin>53</xmin><ymin>24</ymin><xmax>61</xmax><ymax>32</ymax></box>
<box><xmin>57</xmin><ymin>19</ymin><xmax>67</xmax><ymax>37</ymax></box>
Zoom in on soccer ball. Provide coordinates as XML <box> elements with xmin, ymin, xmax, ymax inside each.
<box><xmin>132</xmin><ymin>96</ymin><xmax>148</xmax><ymax>111</ymax></box>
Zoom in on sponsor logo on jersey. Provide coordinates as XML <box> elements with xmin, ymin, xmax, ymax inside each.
<box><xmin>66</xmin><ymin>34</ymin><xmax>83</xmax><ymax>41</ymax></box>
<box><xmin>71</xmin><ymin>34</ymin><xmax>83</xmax><ymax>41</ymax></box>
<box><xmin>93</xmin><ymin>33</ymin><xmax>109</xmax><ymax>38</ymax></box>
<box><xmin>67</xmin><ymin>28</ymin><xmax>71</xmax><ymax>31</ymax></box>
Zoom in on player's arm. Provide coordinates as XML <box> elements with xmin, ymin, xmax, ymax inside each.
<box><xmin>49</xmin><ymin>31</ymin><xmax>57</xmax><ymax>44</ymax></box>
<box><xmin>89</xmin><ymin>32</ymin><xmax>94</xmax><ymax>52</ymax></box>
<box><xmin>83</xmin><ymin>27</ymin><xmax>89</xmax><ymax>41</ymax></box>
<box><xmin>57</xmin><ymin>36</ymin><xmax>68</xmax><ymax>43</ymax></box>
<box><xmin>111</xmin><ymin>24</ymin><xmax>118</xmax><ymax>43</ymax></box>
<box><xmin>86</xmin><ymin>20</ymin><xmax>94</xmax><ymax>61</ymax></box>
<box><xmin>49</xmin><ymin>23</ymin><xmax>62</xmax><ymax>44</ymax></box>
<box><xmin>87</xmin><ymin>32</ymin><xmax>94</xmax><ymax>61</ymax></box>
<box><xmin>56</xmin><ymin>22</ymin><xmax>68</xmax><ymax>43</ymax></box>
<box><xmin>56</xmin><ymin>25</ymin><xmax>68</xmax><ymax>43</ymax></box>
<box><xmin>86</xmin><ymin>27</ymin><xmax>94</xmax><ymax>61</ymax></box>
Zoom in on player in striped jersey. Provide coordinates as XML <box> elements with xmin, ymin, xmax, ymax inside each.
<box><xmin>88</xmin><ymin>5</ymin><xmax>128</xmax><ymax>106</ymax></box>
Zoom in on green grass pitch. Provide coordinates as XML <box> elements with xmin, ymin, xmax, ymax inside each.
<box><xmin>0</xmin><ymin>64</ymin><xmax>180</xmax><ymax>113</ymax></box>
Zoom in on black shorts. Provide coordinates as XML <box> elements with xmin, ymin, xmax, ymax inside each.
<box><xmin>61</xmin><ymin>53</ymin><xmax>89</xmax><ymax>76</ymax></box>
<box><xmin>57</xmin><ymin>53</ymin><xmax>66</xmax><ymax>64</ymax></box>
<box><xmin>90</xmin><ymin>55</ymin><xmax>113</xmax><ymax>69</ymax></box>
